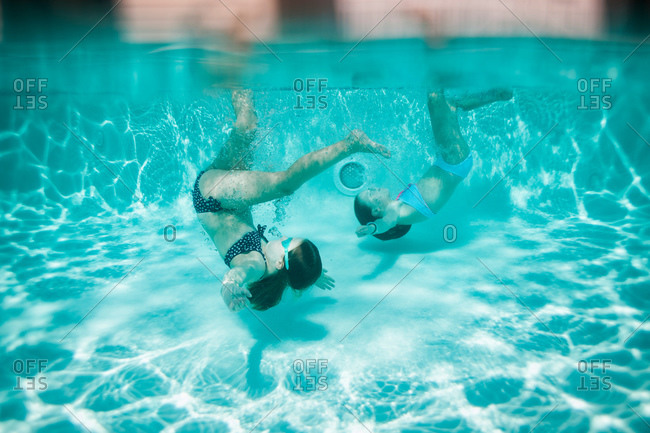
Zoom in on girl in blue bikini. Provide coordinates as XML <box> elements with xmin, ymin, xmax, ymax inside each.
<box><xmin>194</xmin><ymin>90</ymin><xmax>390</xmax><ymax>311</ymax></box>
<box><xmin>354</xmin><ymin>89</ymin><xmax>512</xmax><ymax>240</ymax></box>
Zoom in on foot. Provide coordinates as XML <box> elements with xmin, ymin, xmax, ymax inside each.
<box><xmin>232</xmin><ymin>89</ymin><xmax>257</xmax><ymax>131</ymax></box>
<box><xmin>448</xmin><ymin>88</ymin><xmax>513</xmax><ymax>111</ymax></box>
<box><xmin>346</xmin><ymin>129</ymin><xmax>391</xmax><ymax>158</ymax></box>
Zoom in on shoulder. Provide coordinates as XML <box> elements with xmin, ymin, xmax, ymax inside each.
<box><xmin>392</xmin><ymin>195</ymin><xmax>427</xmax><ymax>224</ymax></box>
<box><xmin>393</xmin><ymin>200</ymin><xmax>418</xmax><ymax>222</ymax></box>
<box><xmin>385</xmin><ymin>201</ymin><xmax>406</xmax><ymax>223</ymax></box>
<box><xmin>229</xmin><ymin>250</ymin><xmax>267</xmax><ymax>273</ymax></box>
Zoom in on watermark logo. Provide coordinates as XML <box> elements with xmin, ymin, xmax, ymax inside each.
<box><xmin>443</xmin><ymin>224</ymin><xmax>457</xmax><ymax>243</ymax></box>
<box><xmin>577</xmin><ymin>359</ymin><xmax>612</xmax><ymax>391</ymax></box>
<box><xmin>13</xmin><ymin>78</ymin><xmax>48</xmax><ymax>110</ymax></box>
<box><xmin>163</xmin><ymin>224</ymin><xmax>176</xmax><ymax>242</ymax></box>
<box><xmin>13</xmin><ymin>359</ymin><xmax>48</xmax><ymax>391</ymax></box>
<box><xmin>293</xmin><ymin>78</ymin><xmax>328</xmax><ymax>110</ymax></box>
<box><xmin>292</xmin><ymin>359</ymin><xmax>328</xmax><ymax>391</ymax></box>
<box><xmin>577</xmin><ymin>78</ymin><xmax>612</xmax><ymax>110</ymax></box>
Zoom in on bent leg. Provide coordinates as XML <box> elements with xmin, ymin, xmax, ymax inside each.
<box><xmin>207</xmin><ymin>90</ymin><xmax>258</xmax><ymax>171</ymax></box>
<box><xmin>427</xmin><ymin>90</ymin><xmax>469</xmax><ymax>165</ymax></box>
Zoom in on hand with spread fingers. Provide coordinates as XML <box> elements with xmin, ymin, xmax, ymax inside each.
<box><xmin>315</xmin><ymin>269</ymin><xmax>335</xmax><ymax>291</ymax></box>
<box><xmin>221</xmin><ymin>276</ymin><xmax>251</xmax><ymax>312</ymax></box>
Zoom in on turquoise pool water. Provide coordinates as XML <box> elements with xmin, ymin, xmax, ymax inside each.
<box><xmin>1</xmin><ymin>38</ymin><xmax>650</xmax><ymax>432</ymax></box>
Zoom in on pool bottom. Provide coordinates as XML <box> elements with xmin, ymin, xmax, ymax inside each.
<box><xmin>1</xmin><ymin>196</ymin><xmax>648</xmax><ymax>433</ymax></box>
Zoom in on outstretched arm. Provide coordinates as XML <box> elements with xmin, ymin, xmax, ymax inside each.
<box><xmin>280</xmin><ymin>130</ymin><xmax>390</xmax><ymax>195</ymax></box>
<box><xmin>208</xmin><ymin>130</ymin><xmax>390</xmax><ymax>210</ymax></box>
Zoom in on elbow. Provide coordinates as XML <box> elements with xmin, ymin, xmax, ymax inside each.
<box><xmin>279</xmin><ymin>183</ymin><xmax>296</xmax><ymax>196</ymax></box>
<box><xmin>276</xmin><ymin>172</ymin><xmax>297</xmax><ymax>196</ymax></box>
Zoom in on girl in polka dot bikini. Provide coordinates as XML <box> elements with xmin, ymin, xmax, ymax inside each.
<box><xmin>193</xmin><ymin>90</ymin><xmax>390</xmax><ymax>312</ymax></box>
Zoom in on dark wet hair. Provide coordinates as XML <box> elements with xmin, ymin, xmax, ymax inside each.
<box><xmin>248</xmin><ymin>239</ymin><xmax>322</xmax><ymax>310</ymax></box>
<box><xmin>354</xmin><ymin>194</ymin><xmax>411</xmax><ymax>241</ymax></box>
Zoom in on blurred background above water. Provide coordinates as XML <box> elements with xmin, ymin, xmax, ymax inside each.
<box><xmin>3</xmin><ymin>0</ymin><xmax>650</xmax><ymax>43</ymax></box>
